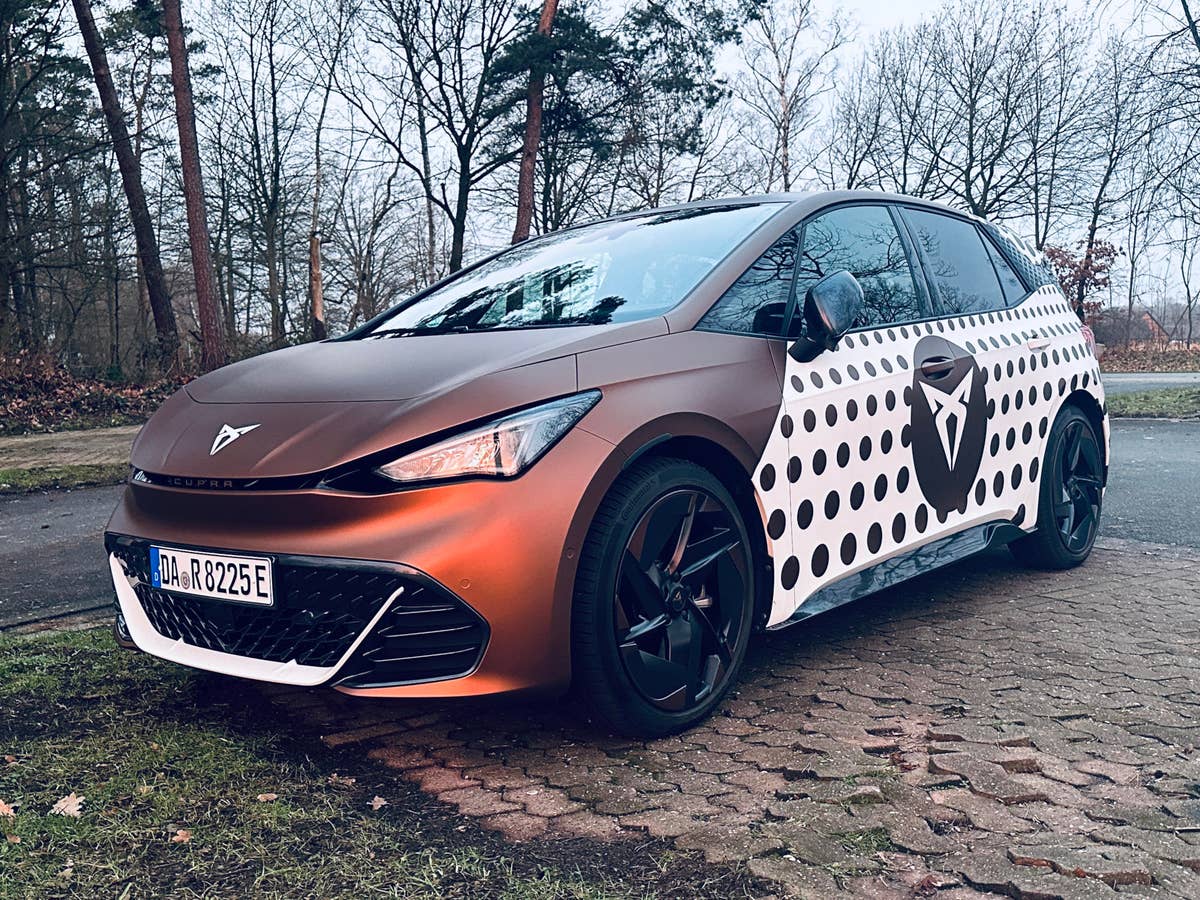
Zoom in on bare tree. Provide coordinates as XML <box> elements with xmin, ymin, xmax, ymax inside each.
<box><xmin>163</xmin><ymin>0</ymin><xmax>226</xmax><ymax>371</ymax></box>
<box><xmin>71</xmin><ymin>0</ymin><xmax>180</xmax><ymax>369</ymax></box>
<box><xmin>346</xmin><ymin>0</ymin><xmax>521</xmax><ymax>273</ymax></box>
<box><xmin>736</xmin><ymin>0</ymin><xmax>845</xmax><ymax>192</ymax></box>
<box><xmin>302</xmin><ymin>0</ymin><xmax>356</xmax><ymax>340</ymax></box>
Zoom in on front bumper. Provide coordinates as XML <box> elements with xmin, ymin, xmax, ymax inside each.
<box><xmin>107</xmin><ymin>536</ymin><xmax>488</xmax><ymax>688</ymax></box>
<box><xmin>104</xmin><ymin>426</ymin><xmax>620</xmax><ymax>696</ymax></box>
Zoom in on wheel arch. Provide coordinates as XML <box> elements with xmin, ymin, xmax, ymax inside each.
<box><xmin>1064</xmin><ymin>389</ymin><xmax>1109</xmax><ymax>482</ymax></box>
<box><xmin>561</xmin><ymin>417</ymin><xmax>775</xmax><ymax>638</ymax></box>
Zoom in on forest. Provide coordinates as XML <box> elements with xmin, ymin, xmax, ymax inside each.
<box><xmin>1</xmin><ymin>0</ymin><xmax>1198</xmax><ymax>383</ymax></box>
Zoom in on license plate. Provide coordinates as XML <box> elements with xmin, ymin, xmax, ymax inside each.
<box><xmin>150</xmin><ymin>546</ymin><xmax>273</xmax><ymax>606</ymax></box>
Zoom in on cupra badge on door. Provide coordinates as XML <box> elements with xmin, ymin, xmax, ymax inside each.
<box><xmin>910</xmin><ymin>336</ymin><xmax>986</xmax><ymax>516</ymax></box>
<box><xmin>210</xmin><ymin>423</ymin><xmax>261</xmax><ymax>456</ymax></box>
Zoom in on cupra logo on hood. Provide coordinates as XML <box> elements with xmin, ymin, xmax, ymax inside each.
<box><xmin>210</xmin><ymin>423</ymin><xmax>261</xmax><ymax>456</ymax></box>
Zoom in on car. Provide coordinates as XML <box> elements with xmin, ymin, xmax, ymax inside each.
<box><xmin>105</xmin><ymin>190</ymin><xmax>1108</xmax><ymax>737</ymax></box>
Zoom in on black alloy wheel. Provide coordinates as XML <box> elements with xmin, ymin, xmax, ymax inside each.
<box><xmin>615</xmin><ymin>488</ymin><xmax>748</xmax><ymax>711</ymax></box>
<box><xmin>1011</xmin><ymin>405</ymin><xmax>1104</xmax><ymax>569</ymax></box>
<box><xmin>572</xmin><ymin>458</ymin><xmax>756</xmax><ymax>736</ymax></box>
<box><xmin>1052</xmin><ymin>417</ymin><xmax>1104</xmax><ymax>553</ymax></box>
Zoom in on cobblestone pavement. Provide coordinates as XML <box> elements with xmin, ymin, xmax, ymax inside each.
<box><xmin>259</xmin><ymin>537</ymin><xmax>1200</xmax><ymax>898</ymax></box>
<box><xmin>0</xmin><ymin>425</ymin><xmax>140</xmax><ymax>469</ymax></box>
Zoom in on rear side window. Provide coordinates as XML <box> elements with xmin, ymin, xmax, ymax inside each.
<box><xmin>981</xmin><ymin>235</ymin><xmax>1027</xmax><ymax>305</ymax></box>
<box><xmin>795</xmin><ymin>205</ymin><xmax>923</xmax><ymax>328</ymax></box>
<box><xmin>699</xmin><ymin>229</ymin><xmax>798</xmax><ymax>336</ymax></box>
<box><xmin>903</xmin><ymin>208</ymin><xmax>1006</xmax><ymax>315</ymax></box>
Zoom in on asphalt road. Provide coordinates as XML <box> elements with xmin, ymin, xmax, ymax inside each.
<box><xmin>1</xmin><ymin>419</ymin><xmax>1197</xmax><ymax>628</ymax></box>
<box><xmin>1102</xmin><ymin>371</ymin><xmax>1200</xmax><ymax>395</ymax></box>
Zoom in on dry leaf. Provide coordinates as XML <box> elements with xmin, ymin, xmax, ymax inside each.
<box><xmin>328</xmin><ymin>773</ymin><xmax>356</xmax><ymax>787</ymax></box>
<box><xmin>170</xmin><ymin>829</ymin><xmax>192</xmax><ymax>844</ymax></box>
<box><xmin>0</xmin><ymin>799</ymin><xmax>15</xmax><ymax>819</ymax></box>
<box><xmin>136</xmin><ymin>785</ymin><xmax>153</xmax><ymax>796</ymax></box>
<box><xmin>369</xmin><ymin>795</ymin><xmax>388</xmax><ymax>811</ymax></box>
<box><xmin>50</xmin><ymin>793</ymin><xmax>84</xmax><ymax>818</ymax></box>
<box><xmin>2</xmin><ymin>756</ymin><xmax>15</xmax><ymax>766</ymax></box>
<box><xmin>5</xmin><ymin>834</ymin><xmax>19</xmax><ymax>844</ymax></box>
<box><xmin>256</xmin><ymin>793</ymin><xmax>278</xmax><ymax>803</ymax></box>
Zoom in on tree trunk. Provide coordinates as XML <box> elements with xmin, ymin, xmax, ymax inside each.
<box><xmin>163</xmin><ymin>0</ymin><xmax>227</xmax><ymax>372</ymax></box>
<box><xmin>449</xmin><ymin>149</ymin><xmax>472</xmax><ymax>273</ymax></box>
<box><xmin>512</xmin><ymin>0</ymin><xmax>559</xmax><ymax>243</ymax></box>
<box><xmin>71</xmin><ymin>0</ymin><xmax>180</xmax><ymax>371</ymax></box>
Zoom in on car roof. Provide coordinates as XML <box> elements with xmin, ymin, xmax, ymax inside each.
<box><xmin>621</xmin><ymin>189</ymin><xmax>980</xmax><ymax>224</ymax></box>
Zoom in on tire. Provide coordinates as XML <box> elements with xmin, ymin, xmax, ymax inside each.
<box><xmin>1010</xmin><ymin>404</ymin><xmax>1104</xmax><ymax>570</ymax></box>
<box><xmin>571</xmin><ymin>457</ymin><xmax>756</xmax><ymax>737</ymax></box>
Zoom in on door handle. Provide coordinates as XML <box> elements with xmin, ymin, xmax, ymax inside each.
<box><xmin>920</xmin><ymin>356</ymin><xmax>956</xmax><ymax>379</ymax></box>
<box><xmin>1027</xmin><ymin>337</ymin><xmax>1051</xmax><ymax>351</ymax></box>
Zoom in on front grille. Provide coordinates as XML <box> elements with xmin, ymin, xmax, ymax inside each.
<box><xmin>107</xmin><ymin>537</ymin><xmax>488</xmax><ymax>683</ymax></box>
<box><xmin>335</xmin><ymin>580</ymin><xmax>489</xmax><ymax>687</ymax></box>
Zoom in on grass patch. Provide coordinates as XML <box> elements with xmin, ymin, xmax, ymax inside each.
<box><xmin>1106</xmin><ymin>387</ymin><xmax>1200</xmax><ymax>419</ymax></box>
<box><xmin>0</xmin><ymin>464</ymin><xmax>128</xmax><ymax>494</ymax></box>
<box><xmin>0</xmin><ymin>629</ymin><xmax>758</xmax><ymax>899</ymax></box>
<box><xmin>835</xmin><ymin>827</ymin><xmax>895</xmax><ymax>855</ymax></box>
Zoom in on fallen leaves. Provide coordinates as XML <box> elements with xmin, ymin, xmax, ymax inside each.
<box><xmin>170</xmin><ymin>829</ymin><xmax>192</xmax><ymax>844</ymax></box>
<box><xmin>328</xmin><ymin>773</ymin><xmax>356</xmax><ymax>787</ymax></box>
<box><xmin>50</xmin><ymin>793</ymin><xmax>84</xmax><ymax>818</ymax></box>
<box><xmin>1</xmin><ymin>799</ymin><xmax>17</xmax><ymax>845</ymax></box>
<box><xmin>369</xmin><ymin>796</ymin><xmax>388</xmax><ymax>811</ymax></box>
<box><xmin>3</xmin><ymin>755</ymin><xmax>16</xmax><ymax>766</ymax></box>
<box><xmin>256</xmin><ymin>793</ymin><xmax>278</xmax><ymax>803</ymax></box>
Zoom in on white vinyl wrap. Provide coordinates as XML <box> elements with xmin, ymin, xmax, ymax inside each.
<box><xmin>755</xmin><ymin>286</ymin><xmax>1107</xmax><ymax>627</ymax></box>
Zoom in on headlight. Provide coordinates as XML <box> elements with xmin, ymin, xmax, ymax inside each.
<box><xmin>374</xmin><ymin>391</ymin><xmax>601</xmax><ymax>485</ymax></box>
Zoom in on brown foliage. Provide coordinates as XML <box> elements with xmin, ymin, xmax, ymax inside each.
<box><xmin>0</xmin><ymin>353</ymin><xmax>183</xmax><ymax>435</ymax></box>
<box><xmin>1100</xmin><ymin>346</ymin><xmax>1200</xmax><ymax>373</ymax></box>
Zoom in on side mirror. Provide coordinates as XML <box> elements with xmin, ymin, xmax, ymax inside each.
<box><xmin>788</xmin><ymin>270</ymin><xmax>864</xmax><ymax>363</ymax></box>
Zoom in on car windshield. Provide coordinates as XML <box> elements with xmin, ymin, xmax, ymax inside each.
<box><xmin>358</xmin><ymin>204</ymin><xmax>782</xmax><ymax>336</ymax></box>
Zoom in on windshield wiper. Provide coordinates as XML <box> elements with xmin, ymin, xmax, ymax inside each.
<box><xmin>364</xmin><ymin>324</ymin><xmax>473</xmax><ymax>339</ymax></box>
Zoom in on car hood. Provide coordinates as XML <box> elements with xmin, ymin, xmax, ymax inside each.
<box><xmin>130</xmin><ymin>321</ymin><xmax>658</xmax><ymax>479</ymax></box>
<box><xmin>185</xmin><ymin>320</ymin><xmax>664</xmax><ymax>404</ymax></box>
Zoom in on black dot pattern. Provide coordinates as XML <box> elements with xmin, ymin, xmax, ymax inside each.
<box><xmin>754</xmin><ymin>286</ymin><xmax>1107</xmax><ymax>626</ymax></box>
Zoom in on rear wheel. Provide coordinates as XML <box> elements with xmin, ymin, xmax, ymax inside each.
<box><xmin>572</xmin><ymin>458</ymin><xmax>755</xmax><ymax>737</ymax></box>
<box><xmin>1010</xmin><ymin>405</ymin><xmax>1104</xmax><ymax>569</ymax></box>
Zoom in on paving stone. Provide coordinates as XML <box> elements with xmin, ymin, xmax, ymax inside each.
<box><xmin>673</xmin><ymin>825</ymin><xmax>785</xmax><ymax>864</ymax></box>
<box><xmin>263</xmin><ymin>542</ymin><xmax>1200</xmax><ymax>898</ymax></box>
<box><xmin>746</xmin><ymin>856</ymin><xmax>839</xmax><ymax>898</ymax></box>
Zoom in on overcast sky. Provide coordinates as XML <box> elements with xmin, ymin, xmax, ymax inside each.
<box><xmin>840</xmin><ymin>0</ymin><xmax>1145</xmax><ymax>35</ymax></box>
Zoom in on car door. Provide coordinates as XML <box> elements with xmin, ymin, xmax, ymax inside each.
<box><xmin>762</xmin><ymin>202</ymin><xmax>936</xmax><ymax>626</ymax></box>
<box><xmin>898</xmin><ymin>206</ymin><xmax>1036</xmax><ymax>531</ymax></box>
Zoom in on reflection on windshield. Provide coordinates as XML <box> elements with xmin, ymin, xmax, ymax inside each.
<box><xmin>360</xmin><ymin>204</ymin><xmax>781</xmax><ymax>336</ymax></box>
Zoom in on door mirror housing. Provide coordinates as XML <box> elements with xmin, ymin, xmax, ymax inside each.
<box><xmin>788</xmin><ymin>270</ymin><xmax>865</xmax><ymax>363</ymax></box>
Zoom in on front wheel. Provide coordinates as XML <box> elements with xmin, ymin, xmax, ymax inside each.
<box><xmin>571</xmin><ymin>458</ymin><xmax>756</xmax><ymax>737</ymax></box>
<box><xmin>1010</xmin><ymin>405</ymin><xmax>1104</xmax><ymax>569</ymax></box>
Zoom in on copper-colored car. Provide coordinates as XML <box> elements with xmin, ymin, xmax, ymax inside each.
<box><xmin>105</xmin><ymin>191</ymin><xmax>1108</xmax><ymax>735</ymax></box>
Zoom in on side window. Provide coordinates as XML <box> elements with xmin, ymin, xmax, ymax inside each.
<box><xmin>903</xmin><ymin>208</ymin><xmax>1006</xmax><ymax>315</ymax></box>
<box><xmin>795</xmin><ymin>205</ymin><xmax>923</xmax><ymax>329</ymax></box>
<box><xmin>981</xmin><ymin>233</ymin><xmax>1027</xmax><ymax>306</ymax></box>
<box><xmin>699</xmin><ymin>229</ymin><xmax>798</xmax><ymax>336</ymax></box>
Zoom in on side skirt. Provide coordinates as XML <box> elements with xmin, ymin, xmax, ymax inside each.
<box><xmin>770</xmin><ymin>520</ymin><xmax>1026</xmax><ymax>630</ymax></box>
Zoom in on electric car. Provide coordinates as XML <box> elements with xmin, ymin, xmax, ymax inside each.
<box><xmin>105</xmin><ymin>191</ymin><xmax>1108</xmax><ymax>736</ymax></box>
